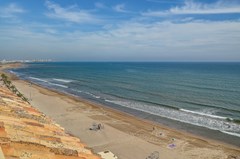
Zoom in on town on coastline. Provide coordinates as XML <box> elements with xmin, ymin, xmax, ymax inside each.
<box><xmin>0</xmin><ymin>59</ymin><xmax>53</xmax><ymax>64</ymax></box>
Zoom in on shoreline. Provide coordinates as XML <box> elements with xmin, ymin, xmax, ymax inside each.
<box><xmin>8</xmin><ymin>68</ymin><xmax>240</xmax><ymax>148</ymax></box>
<box><xmin>1</xmin><ymin>63</ymin><xmax>240</xmax><ymax>159</ymax></box>
<box><xmin>12</xmin><ymin>75</ymin><xmax>240</xmax><ymax>148</ymax></box>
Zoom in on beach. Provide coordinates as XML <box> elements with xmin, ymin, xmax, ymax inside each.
<box><xmin>1</xmin><ymin>63</ymin><xmax>239</xmax><ymax>159</ymax></box>
<box><xmin>0</xmin><ymin>64</ymin><xmax>100</xmax><ymax>159</ymax></box>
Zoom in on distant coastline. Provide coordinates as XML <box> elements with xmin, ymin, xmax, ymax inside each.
<box><xmin>0</xmin><ymin>59</ymin><xmax>53</xmax><ymax>64</ymax></box>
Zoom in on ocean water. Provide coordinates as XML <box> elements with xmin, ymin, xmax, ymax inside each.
<box><xmin>11</xmin><ymin>62</ymin><xmax>240</xmax><ymax>142</ymax></box>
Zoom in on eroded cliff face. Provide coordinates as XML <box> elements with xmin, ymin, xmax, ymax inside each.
<box><xmin>0</xmin><ymin>83</ymin><xmax>100</xmax><ymax>159</ymax></box>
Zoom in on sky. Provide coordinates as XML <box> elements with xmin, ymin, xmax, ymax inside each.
<box><xmin>0</xmin><ymin>0</ymin><xmax>240</xmax><ymax>61</ymax></box>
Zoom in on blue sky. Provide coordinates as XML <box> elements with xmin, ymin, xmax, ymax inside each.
<box><xmin>0</xmin><ymin>0</ymin><xmax>240</xmax><ymax>61</ymax></box>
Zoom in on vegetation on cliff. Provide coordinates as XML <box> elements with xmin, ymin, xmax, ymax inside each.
<box><xmin>0</xmin><ymin>73</ymin><xmax>29</xmax><ymax>102</ymax></box>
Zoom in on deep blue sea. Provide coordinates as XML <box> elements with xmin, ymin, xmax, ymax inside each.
<box><xmin>10</xmin><ymin>62</ymin><xmax>240</xmax><ymax>142</ymax></box>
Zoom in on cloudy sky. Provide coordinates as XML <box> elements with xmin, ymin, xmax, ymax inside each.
<box><xmin>0</xmin><ymin>0</ymin><xmax>240</xmax><ymax>61</ymax></box>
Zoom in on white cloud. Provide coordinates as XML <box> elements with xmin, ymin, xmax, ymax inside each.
<box><xmin>0</xmin><ymin>3</ymin><xmax>26</xmax><ymax>18</ymax></box>
<box><xmin>146</xmin><ymin>0</ymin><xmax>183</xmax><ymax>4</ymax></box>
<box><xmin>44</xmin><ymin>28</ymin><xmax>57</xmax><ymax>34</ymax></box>
<box><xmin>1</xmin><ymin>19</ymin><xmax>240</xmax><ymax>61</ymax></box>
<box><xmin>95</xmin><ymin>2</ymin><xmax>106</xmax><ymax>9</ymax></box>
<box><xmin>113</xmin><ymin>4</ymin><xmax>129</xmax><ymax>13</ymax></box>
<box><xmin>45</xmin><ymin>1</ymin><xmax>98</xmax><ymax>23</ymax></box>
<box><xmin>1</xmin><ymin>0</ymin><xmax>239</xmax><ymax>61</ymax></box>
<box><xmin>143</xmin><ymin>0</ymin><xmax>240</xmax><ymax>16</ymax></box>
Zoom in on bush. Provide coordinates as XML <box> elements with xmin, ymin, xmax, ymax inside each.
<box><xmin>1</xmin><ymin>73</ymin><xmax>29</xmax><ymax>103</ymax></box>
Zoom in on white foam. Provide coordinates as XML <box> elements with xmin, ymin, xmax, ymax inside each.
<box><xmin>104</xmin><ymin>99</ymin><xmax>240</xmax><ymax>137</ymax></box>
<box><xmin>221</xmin><ymin>131</ymin><xmax>240</xmax><ymax>138</ymax></box>
<box><xmin>180</xmin><ymin>109</ymin><xmax>228</xmax><ymax>120</ymax></box>
<box><xmin>85</xmin><ymin>92</ymin><xmax>100</xmax><ymax>99</ymax></box>
<box><xmin>53</xmin><ymin>78</ymin><xmax>72</xmax><ymax>83</ymax></box>
<box><xmin>105</xmin><ymin>99</ymin><xmax>112</xmax><ymax>102</ymax></box>
<box><xmin>47</xmin><ymin>82</ymin><xmax>68</xmax><ymax>88</ymax></box>
<box><xmin>29</xmin><ymin>77</ymin><xmax>48</xmax><ymax>83</ymax></box>
<box><xmin>71</xmin><ymin>89</ymin><xmax>82</xmax><ymax>93</ymax></box>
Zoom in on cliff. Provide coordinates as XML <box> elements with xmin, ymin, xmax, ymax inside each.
<box><xmin>0</xmin><ymin>80</ymin><xmax>100</xmax><ymax>159</ymax></box>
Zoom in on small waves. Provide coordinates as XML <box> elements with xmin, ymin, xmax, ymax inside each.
<box><xmin>71</xmin><ymin>89</ymin><xmax>82</xmax><ymax>93</ymax></box>
<box><xmin>53</xmin><ymin>78</ymin><xmax>73</xmax><ymax>83</ymax></box>
<box><xmin>7</xmin><ymin>70</ymin><xmax>25</xmax><ymax>77</ymax></box>
<box><xmin>221</xmin><ymin>131</ymin><xmax>240</xmax><ymax>138</ymax></box>
<box><xmin>9</xmin><ymin>70</ymin><xmax>15</xmax><ymax>74</ymax></box>
<box><xmin>29</xmin><ymin>77</ymin><xmax>68</xmax><ymax>88</ymax></box>
<box><xmin>104</xmin><ymin>92</ymin><xmax>179</xmax><ymax>110</ymax></box>
<box><xmin>180</xmin><ymin>109</ymin><xmax>229</xmax><ymax>120</ymax></box>
<box><xmin>29</xmin><ymin>77</ymin><xmax>48</xmax><ymax>83</ymax></box>
<box><xmin>85</xmin><ymin>92</ymin><xmax>100</xmax><ymax>99</ymax></box>
<box><xmin>71</xmin><ymin>89</ymin><xmax>100</xmax><ymax>99</ymax></box>
<box><xmin>47</xmin><ymin>82</ymin><xmax>68</xmax><ymax>88</ymax></box>
<box><xmin>104</xmin><ymin>99</ymin><xmax>240</xmax><ymax>137</ymax></box>
<box><xmin>181</xmin><ymin>100</ymin><xmax>240</xmax><ymax>114</ymax></box>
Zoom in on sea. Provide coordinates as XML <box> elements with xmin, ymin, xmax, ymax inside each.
<box><xmin>9</xmin><ymin>62</ymin><xmax>240</xmax><ymax>146</ymax></box>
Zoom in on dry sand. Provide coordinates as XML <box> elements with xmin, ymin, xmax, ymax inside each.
<box><xmin>1</xmin><ymin>63</ymin><xmax>240</xmax><ymax>159</ymax></box>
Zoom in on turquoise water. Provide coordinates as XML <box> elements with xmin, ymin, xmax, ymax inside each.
<box><xmin>11</xmin><ymin>62</ymin><xmax>240</xmax><ymax>139</ymax></box>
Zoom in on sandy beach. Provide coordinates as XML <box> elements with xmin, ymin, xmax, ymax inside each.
<box><xmin>0</xmin><ymin>64</ymin><xmax>100</xmax><ymax>159</ymax></box>
<box><xmin>1</xmin><ymin>63</ymin><xmax>240</xmax><ymax>159</ymax></box>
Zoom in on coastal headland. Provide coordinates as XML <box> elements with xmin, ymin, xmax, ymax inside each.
<box><xmin>0</xmin><ymin>63</ymin><xmax>240</xmax><ymax>159</ymax></box>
